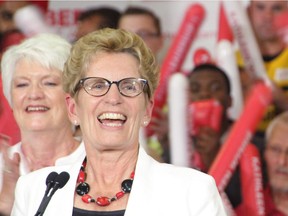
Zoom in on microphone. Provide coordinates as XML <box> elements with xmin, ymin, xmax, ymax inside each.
<box><xmin>48</xmin><ymin>172</ymin><xmax>70</xmax><ymax>197</ymax></box>
<box><xmin>44</xmin><ymin>172</ymin><xmax>58</xmax><ymax>197</ymax></box>
<box><xmin>35</xmin><ymin>171</ymin><xmax>70</xmax><ymax>216</ymax></box>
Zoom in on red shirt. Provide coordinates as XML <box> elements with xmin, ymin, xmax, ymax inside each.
<box><xmin>264</xmin><ymin>187</ymin><xmax>287</xmax><ymax>216</ymax></box>
<box><xmin>234</xmin><ymin>183</ymin><xmax>287</xmax><ymax>215</ymax></box>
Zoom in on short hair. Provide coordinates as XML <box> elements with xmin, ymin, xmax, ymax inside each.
<box><xmin>265</xmin><ymin>111</ymin><xmax>288</xmax><ymax>142</ymax></box>
<box><xmin>77</xmin><ymin>7</ymin><xmax>121</xmax><ymax>29</ymax></box>
<box><xmin>1</xmin><ymin>33</ymin><xmax>71</xmax><ymax>106</ymax></box>
<box><xmin>121</xmin><ymin>6</ymin><xmax>162</xmax><ymax>36</ymax></box>
<box><xmin>63</xmin><ymin>28</ymin><xmax>159</xmax><ymax>99</ymax></box>
<box><xmin>189</xmin><ymin>63</ymin><xmax>231</xmax><ymax>95</ymax></box>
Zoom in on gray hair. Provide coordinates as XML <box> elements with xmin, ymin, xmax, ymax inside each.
<box><xmin>1</xmin><ymin>33</ymin><xmax>71</xmax><ymax>106</ymax></box>
<box><xmin>265</xmin><ymin>111</ymin><xmax>288</xmax><ymax>142</ymax></box>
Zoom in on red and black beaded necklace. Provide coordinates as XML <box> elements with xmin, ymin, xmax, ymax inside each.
<box><xmin>75</xmin><ymin>157</ymin><xmax>134</xmax><ymax>207</ymax></box>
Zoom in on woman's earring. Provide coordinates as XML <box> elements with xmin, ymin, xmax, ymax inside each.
<box><xmin>143</xmin><ymin>120</ymin><xmax>148</xmax><ymax>127</ymax></box>
<box><xmin>74</xmin><ymin>120</ymin><xmax>78</xmax><ymax>126</ymax></box>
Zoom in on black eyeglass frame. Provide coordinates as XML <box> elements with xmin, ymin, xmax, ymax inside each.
<box><xmin>74</xmin><ymin>77</ymin><xmax>149</xmax><ymax>98</ymax></box>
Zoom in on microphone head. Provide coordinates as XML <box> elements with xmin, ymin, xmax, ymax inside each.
<box><xmin>54</xmin><ymin>172</ymin><xmax>70</xmax><ymax>189</ymax></box>
<box><xmin>46</xmin><ymin>172</ymin><xmax>58</xmax><ymax>186</ymax></box>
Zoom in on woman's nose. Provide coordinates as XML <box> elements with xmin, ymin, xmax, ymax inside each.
<box><xmin>104</xmin><ymin>84</ymin><xmax>122</xmax><ymax>105</ymax></box>
<box><xmin>27</xmin><ymin>84</ymin><xmax>44</xmax><ymax>100</ymax></box>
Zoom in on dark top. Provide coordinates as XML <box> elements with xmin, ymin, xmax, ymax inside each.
<box><xmin>72</xmin><ymin>207</ymin><xmax>125</xmax><ymax>216</ymax></box>
<box><xmin>225</xmin><ymin>166</ymin><xmax>242</xmax><ymax>208</ymax></box>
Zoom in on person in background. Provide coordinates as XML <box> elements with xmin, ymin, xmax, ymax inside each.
<box><xmin>153</xmin><ymin>64</ymin><xmax>233</xmax><ymax>163</ymax></box>
<box><xmin>0</xmin><ymin>1</ymin><xmax>29</xmax><ymax>36</ymax></box>
<box><xmin>238</xmin><ymin>0</ymin><xmax>288</xmax><ymax>154</ymax></box>
<box><xmin>0</xmin><ymin>2</ymin><xmax>29</xmax><ymax>146</ymax></box>
<box><xmin>153</xmin><ymin>63</ymin><xmax>243</xmax><ymax>210</ymax></box>
<box><xmin>262</xmin><ymin>111</ymin><xmax>288</xmax><ymax>215</ymax></box>
<box><xmin>0</xmin><ymin>0</ymin><xmax>48</xmax><ymax>37</ymax></box>
<box><xmin>233</xmin><ymin>109</ymin><xmax>288</xmax><ymax>215</ymax></box>
<box><xmin>0</xmin><ymin>33</ymin><xmax>84</xmax><ymax>216</ymax></box>
<box><xmin>0</xmin><ymin>1</ymin><xmax>49</xmax><ymax>145</ymax></box>
<box><xmin>74</xmin><ymin>6</ymin><xmax>121</xmax><ymax>41</ymax></box>
<box><xmin>187</xmin><ymin>64</ymin><xmax>243</xmax><ymax>210</ymax></box>
<box><xmin>118</xmin><ymin>6</ymin><xmax>164</xmax><ymax>60</ymax></box>
<box><xmin>187</xmin><ymin>64</ymin><xmax>233</xmax><ymax>171</ymax></box>
<box><xmin>11</xmin><ymin>28</ymin><xmax>226</xmax><ymax>216</ymax></box>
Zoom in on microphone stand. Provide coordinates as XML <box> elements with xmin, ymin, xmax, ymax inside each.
<box><xmin>34</xmin><ymin>172</ymin><xmax>69</xmax><ymax>216</ymax></box>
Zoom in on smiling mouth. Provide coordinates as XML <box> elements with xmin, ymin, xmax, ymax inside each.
<box><xmin>98</xmin><ymin>113</ymin><xmax>127</xmax><ymax>127</ymax></box>
<box><xmin>26</xmin><ymin>106</ymin><xmax>49</xmax><ymax>112</ymax></box>
<box><xmin>276</xmin><ymin>168</ymin><xmax>288</xmax><ymax>176</ymax></box>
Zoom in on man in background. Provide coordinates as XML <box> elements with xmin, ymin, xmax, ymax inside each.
<box><xmin>238</xmin><ymin>0</ymin><xmax>288</xmax><ymax>156</ymax></box>
<box><xmin>263</xmin><ymin>111</ymin><xmax>288</xmax><ymax>215</ymax></box>
<box><xmin>74</xmin><ymin>7</ymin><xmax>120</xmax><ymax>41</ymax></box>
<box><xmin>118</xmin><ymin>6</ymin><xmax>164</xmax><ymax>59</ymax></box>
<box><xmin>0</xmin><ymin>1</ymin><xmax>48</xmax><ymax>37</ymax></box>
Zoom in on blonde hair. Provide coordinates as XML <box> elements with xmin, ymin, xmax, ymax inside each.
<box><xmin>63</xmin><ymin>28</ymin><xmax>159</xmax><ymax>99</ymax></box>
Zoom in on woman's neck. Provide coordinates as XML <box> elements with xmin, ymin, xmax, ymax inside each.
<box><xmin>20</xmin><ymin>129</ymin><xmax>79</xmax><ymax>171</ymax></box>
<box><xmin>85</xmin><ymin>145</ymin><xmax>139</xmax><ymax>185</ymax></box>
<box><xmin>259</xmin><ymin>39</ymin><xmax>285</xmax><ymax>57</ymax></box>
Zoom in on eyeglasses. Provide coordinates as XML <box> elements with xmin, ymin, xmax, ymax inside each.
<box><xmin>75</xmin><ymin>77</ymin><xmax>149</xmax><ymax>97</ymax></box>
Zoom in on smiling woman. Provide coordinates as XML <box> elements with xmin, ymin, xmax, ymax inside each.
<box><xmin>0</xmin><ymin>33</ymin><xmax>84</xmax><ymax>216</ymax></box>
<box><xmin>11</xmin><ymin>28</ymin><xmax>227</xmax><ymax>216</ymax></box>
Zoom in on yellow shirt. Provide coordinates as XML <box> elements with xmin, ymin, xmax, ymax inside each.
<box><xmin>237</xmin><ymin>48</ymin><xmax>288</xmax><ymax>132</ymax></box>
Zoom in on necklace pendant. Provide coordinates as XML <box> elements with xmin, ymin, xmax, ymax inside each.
<box><xmin>121</xmin><ymin>179</ymin><xmax>133</xmax><ymax>193</ymax></box>
<box><xmin>96</xmin><ymin>196</ymin><xmax>111</xmax><ymax>206</ymax></box>
<box><xmin>76</xmin><ymin>182</ymin><xmax>90</xmax><ymax>196</ymax></box>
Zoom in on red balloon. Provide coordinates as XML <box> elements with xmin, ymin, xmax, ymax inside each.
<box><xmin>146</xmin><ymin>3</ymin><xmax>205</xmax><ymax>137</ymax></box>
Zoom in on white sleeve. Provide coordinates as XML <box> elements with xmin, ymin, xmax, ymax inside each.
<box><xmin>11</xmin><ymin>176</ymin><xmax>27</xmax><ymax>216</ymax></box>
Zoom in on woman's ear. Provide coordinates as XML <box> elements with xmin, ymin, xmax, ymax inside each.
<box><xmin>65</xmin><ymin>93</ymin><xmax>79</xmax><ymax>125</ymax></box>
<box><xmin>142</xmin><ymin>97</ymin><xmax>154</xmax><ymax>127</ymax></box>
